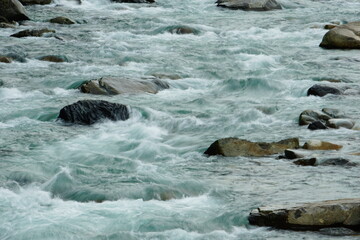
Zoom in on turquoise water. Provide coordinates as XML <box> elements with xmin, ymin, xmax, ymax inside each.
<box><xmin>1</xmin><ymin>0</ymin><xmax>360</xmax><ymax>239</ymax></box>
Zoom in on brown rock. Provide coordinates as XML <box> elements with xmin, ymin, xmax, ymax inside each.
<box><xmin>49</xmin><ymin>16</ymin><xmax>75</xmax><ymax>25</ymax></box>
<box><xmin>249</xmin><ymin>198</ymin><xmax>360</xmax><ymax>231</ymax></box>
<box><xmin>11</xmin><ymin>28</ymin><xmax>55</xmax><ymax>38</ymax></box>
<box><xmin>293</xmin><ymin>158</ymin><xmax>316</xmax><ymax>166</ymax></box>
<box><xmin>204</xmin><ymin>138</ymin><xmax>299</xmax><ymax>157</ymax></box>
<box><xmin>0</xmin><ymin>56</ymin><xmax>12</xmax><ymax>63</ymax></box>
<box><xmin>320</xmin><ymin>22</ymin><xmax>360</xmax><ymax>49</ymax></box>
<box><xmin>324</xmin><ymin>24</ymin><xmax>338</xmax><ymax>30</ymax></box>
<box><xmin>303</xmin><ymin>140</ymin><xmax>342</xmax><ymax>151</ymax></box>
<box><xmin>39</xmin><ymin>55</ymin><xmax>68</xmax><ymax>62</ymax></box>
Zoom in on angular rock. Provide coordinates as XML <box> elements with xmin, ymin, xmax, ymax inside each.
<box><xmin>49</xmin><ymin>16</ymin><xmax>75</xmax><ymax>25</ymax></box>
<box><xmin>112</xmin><ymin>0</ymin><xmax>155</xmax><ymax>3</ymax></box>
<box><xmin>308</xmin><ymin>121</ymin><xmax>327</xmax><ymax>130</ymax></box>
<box><xmin>0</xmin><ymin>56</ymin><xmax>12</xmax><ymax>63</ymax></box>
<box><xmin>58</xmin><ymin>100</ymin><xmax>129</xmax><ymax>125</ymax></box>
<box><xmin>19</xmin><ymin>0</ymin><xmax>51</xmax><ymax>5</ymax></box>
<box><xmin>326</xmin><ymin>118</ymin><xmax>355</xmax><ymax>129</ymax></box>
<box><xmin>249</xmin><ymin>198</ymin><xmax>360</xmax><ymax>231</ymax></box>
<box><xmin>204</xmin><ymin>138</ymin><xmax>299</xmax><ymax>157</ymax></box>
<box><xmin>284</xmin><ymin>149</ymin><xmax>308</xmax><ymax>159</ymax></box>
<box><xmin>0</xmin><ymin>0</ymin><xmax>29</xmax><ymax>22</ymax></box>
<box><xmin>11</xmin><ymin>28</ymin><xmax>55</xmax><ymax>38</ymax></box>
<box><xmin>39</xmin><ymin>55</ymin><xmax>68</xmax><ymax>62</ymax></box>
<box><xmin>216</xmin><ymin>0</ymin><xmax>281</xmax><ymax>11</ymax></box>
<box><xmin>299</xmin><ymin>110</ymin><xmax>330</xmax><ymax>126</ymax></box>
<box><xmin>307</xmin><ymin>84</ymin><xmax>342</xmax><ymax>97</ymax></box>
<box><xmin>293</xmin><ymin>158</ymin><xmax>317</xmax><ymax>166</ymax></box>
<box><xmin>303</xmin><ymin>140</ymin><xmax>342</xmax><ymax>151</ymax></box>
<box><xmin>320</xmin><ymin>22</ymin><xmax>360</xmax><ymax>49</ymax></box>
<box><xmin>324</xmin><ymin>24</ymin><xmax>338</xmax><ymax>30</ymax></box>
<box><xmin>80</xmin><ymin>77</ymin><xmax>169</xmax><ymax>95</ymax></box>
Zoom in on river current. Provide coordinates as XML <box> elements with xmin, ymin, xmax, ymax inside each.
<box><xmin>1</xmin><ymin>0</ymin><xmax>360</xmax><ymax>239</ymax></box>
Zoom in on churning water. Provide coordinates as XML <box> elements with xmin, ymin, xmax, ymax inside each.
<box><xmin>1</xmin><ymin>0</ymin><xmax>360</xmax><ymax>239</ymax></box>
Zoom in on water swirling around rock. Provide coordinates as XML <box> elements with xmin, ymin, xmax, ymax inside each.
<box><xmin>1</xmin><ymin>0</ymin><xmax>360</xmax><ymax>239</ymax></box>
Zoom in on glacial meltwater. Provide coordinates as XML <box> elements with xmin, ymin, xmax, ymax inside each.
<box><xmin>1</xmin><ymin>0</ymin><xmax>360</xmax><ymax>239</ymax></box>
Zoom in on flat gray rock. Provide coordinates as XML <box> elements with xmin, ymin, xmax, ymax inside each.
<box><xmin>216</xmin><ymin>0</ymin><xmax>281</xmax><ymax>11</ymax></box>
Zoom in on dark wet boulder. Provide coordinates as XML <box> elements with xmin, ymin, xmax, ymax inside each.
<box><xmin>204</xmin><ymin>138</ymin><xmax>299</xmax><ymax>157</ymax></box>
<box><xmin>112</xmin><ymin>0</ymin><xmax>155</xmax><ymax>3</ymax></box>
<box><xmin>320</xmin><ymin>22</ymin><xmax>360</xmax><ymax>49</ymax></box>
<box><xmin>58</xmin><ymin>100</ymin><xmax>129</xmax><ymax>125</ymax></box>
<box><xmin>11</xmin><ymin>28</ymin><xmax>55</xmax><ymax>38</ymax></box>
<box><xmin>39</xmin><ymin>55</ymin><xmax>68</xmax><ymax>62</ymax></box>
<box><xmin>0</xmin><ymin>17</ymin><xmax>16</xmax><ymax>28</ymax></box>
<box><xmin>19</xmin><ymin>0</ymin><xmax>51</xmax><ymax>5</ymax></box>
<box><xmin>308</xmin><ymin>121</ymin><xmax>327</xmax><ymax>130</ymax></box>
<box><xmin>49</xmin><ymin>16</ymin><xmax>75</xmax><ymax>25</ymax></box>
<box><xmin>326</xmin><ymin>118</ymin><xmax>355</xmax><ymax>129</ymax></box>
<box><xmin>299</xmin><ymin>110</ymin><xmax>331</xmax><ymax>126</ymax></box>
<box><xmin>0</xmin><ymin>0</ymin><xmax>30</xmax><ymax>22</ymax></box>
<box><xmin>249</xmin><ymin>198</ymin><xmax>360</xmax><ymax>231</ymax></box>
<box><xmin>80</xmin><ymin>77</ymin><xmax>169</xmax><ymax>95</ymax></box>
<box><xmin>0</xmin><ymin>56</ymin><xmax>12</xmax><ymax>63</ymax></box>
<box><xmin>216</xmin><ymin>0</ymin><xmax>281</xmax><ymax>11</ymax></box>
<box><xmin>293</xmin><ymin>158</ymin><xmax>317</xmax><ymax>166</ymax></box>
<box><xmin>307</xmin><ymin>84</ymin><xmax>342</xmax><ymax>97</ymax></box>
<box><xmin>284</xmin><ymin>149</ymin><xmax>308</xmax><ymax>159</ymax></box>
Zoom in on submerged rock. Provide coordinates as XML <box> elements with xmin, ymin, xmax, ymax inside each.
<box><xmin>49</xmin><ymin>16</ymin><xmax>75</xmax><ymax>25</ymax></box>
<box><xmin>167</xmin><ymin>26</ymin><xmax>198</xmax><ymax>35</ymax></box>
<box><xmin>320</xmin><ymin>158</ymin><xmax>356</xmax><ymax>166</ymax></box>
<box><xmin>216</xmin><ymin>0</ymin><xmax>281</xmax><ymax>11</ymax></box>
<box><xmin>11</xmin><ymin>28</ymin><xmax>55</xmax><ymax>38</ymax></box>
<box><xmin>19</xmin><ymin>0</ymin><xmax>51</xmax><ymax>5</ymax></box>
<box><xmin>112</xmin><ymin>0</ymin><xmax>155</xmax><ymax>3</ymax></box>
<box><xmin>249</xmin><ymin>198</ymin><xmax>360</xmax><ymax>231</ymax></box>
<box><xmin>303</xmin><ymin>140</ymin><xmax>342</xmax><ymax>151</ymax></box>
<box><xmin>0</xmin><ymin>56</ymin><xmax>12</xmax><ymax>63</ymax></box>
<box><xmin>39</xmin><ymin>55</ymin><xmax>68</xmax><ymax>62</ymax></box>
<box><xmin>0</xmin><ymin>0</ymin><xmax>30</xmax><ymax>22</ymax></box>
<box><xmin>204</xmin><ymin>138</ymin><xmax>299</xmax><ymax>157</ymax></box>
<box><xmin>80</xmin><ymin>77</ymin><xmax>169</xmax><ymax>95</ymax></box>
<box><xmin>293</xmin><ymin>158</ymin><xmax>317</xmax><ymax>166</ymax></box>
<box><xmin>58</xmin><ymin>100</ymin><xmax>129</xmax><ymax>125</ymax></box>
<box><xmin>307</xmin><ymin>84</ymin><xmax>342</xmax><ymax>97</ymax></box>
<box><xmin>320</xmin><ymin>22</ymin><xmax>360</xmax><ymax>49</ymax></box>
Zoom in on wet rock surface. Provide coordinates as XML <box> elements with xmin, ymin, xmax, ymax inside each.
<box><xmin>307</xmin><ymin>84</ymin><xmax>342</xmax><ymax>97</ymax></box>
<box><xmin>249</xmin><ymin>198</ymin><xmax>360</xmax><ymax>231</ymax></box>
<box><xmin>80</xmin><ymin>77</ymin><xmax>169</xmax><ymax>95</ymax></box>
<box><xmin>320</xmin><ymin>22</ymin><xmax>360</xmax><ymax>49</ymax></box>
<box><xmin>204</xmin><ymin>138</ymin><xmax>299</xmax><ymax>157</ymax></box>
<box><xmin>0</xmin><ymin>0</ymin><xmax>29</xmax><ymax>22</ymax></box>
<box><xmin>216</xmin><ymin>0</ymin><xmax>281</xmax><ymax>11</ymax></box>
<box><xmin>58</xmin><ymin>100</ymin><xmax>129</xmax><ymax>125</ymax></box>
<box><xmin>11</xmin><ymin>28</ymin><xmax>55</xmax><ymax>38</ymax></box>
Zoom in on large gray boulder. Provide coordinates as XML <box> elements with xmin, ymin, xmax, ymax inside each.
<box><xmin>58</xmin><ymin>100</ymin><xmax>129</xmax><ymax>125</ymax></box>
<box><xmin>80</xmin><ymin>77</ymin><xmax>169</xmax><ymax>95</ymax></box>
<box><xmin>0</xmin><ymin>0</ymin><xmax>29</xmax><ymax>22</ymax></box>
<box><xmin>204</xmin><ymin>138</ymin><xmax>299</xmax><ymax>157</ymax></box>
<box><xmin>320</xmin><ymin>22</ymin><xmax>360</xmax><ymax>49</ymax></box>
<box><xmin>216</xmin><ymin>0</ymin><xmax>281</xmax><ymax>11</ymax></box>
<box><xmin>249</xmin><ymin>198</ymin><xmax>360</xmax><ymax>231</ymax></box>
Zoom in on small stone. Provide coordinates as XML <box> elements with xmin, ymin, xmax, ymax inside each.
<box><xmin>39</xmin><ymin>55</ymin><xmax>68</xmax><ymax>62</ymax></box>
<box><xmin>324</xmin><ymin>24</ymin><xmax>338</xmax><ymax>30</ymax></box>
<box><xmin>216</xmin><ymin>0</ymin><xmax>282</xmax><ymax>11</ymax></box>
<box><xmin>0</xmin><ymin>56</ymin><xmax>12</xmax><ymax>63</ymax></box>
<box><xmin>284</xmin><ymin>149</ymin><xmax>307</xmax><ymax>159</ymax></box>
<box><xmin>49</xmin><ymin>17</ymin><xmax>75</xmax><ymax>25</ymax></box>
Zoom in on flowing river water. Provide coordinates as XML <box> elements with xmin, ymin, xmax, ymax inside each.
<box><xmin>1</xmin><ymin>0</ymin><xmax>360</xmax><ymax>239</ymax></box>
